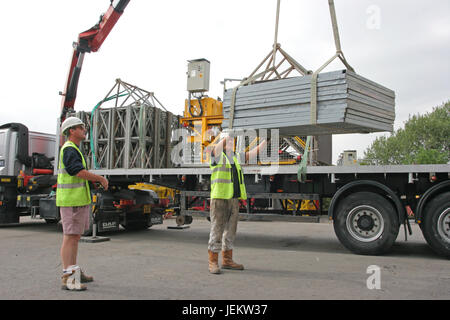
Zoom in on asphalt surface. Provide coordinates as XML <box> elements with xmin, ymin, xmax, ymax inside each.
<box><xmin>0</xmin><ymin>216</ymin><xmax>449</xmax><ymax>300</ymax></box>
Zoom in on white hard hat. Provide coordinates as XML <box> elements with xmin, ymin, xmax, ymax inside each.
<box><xmin>61</xmin><ymin>117</ymin><xmax>84</xmax><ymax>135</ymax></box>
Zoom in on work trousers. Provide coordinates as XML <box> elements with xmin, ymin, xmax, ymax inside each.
<box><xmin>208</xmin><ymin>198</ymin><xmax>239</xmax><ymax>253</ymax></box>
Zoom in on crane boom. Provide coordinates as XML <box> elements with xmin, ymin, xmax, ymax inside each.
<box><xmin>60</xmin><ymin>0</ymin><xmax>130</xmax><ymax>122</ymax></box>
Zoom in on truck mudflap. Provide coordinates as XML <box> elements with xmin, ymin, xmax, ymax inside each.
<box><xmin>98</xmin><ymin>219</ymin><xmax>121</xmax><ymax>232</ymax></box>
<box><xmin>96</xmin><ymin>211</ymin><xmax>121</xmax><ymax>233</ymax></box>
<box><xmin>0</xmin><ymin>201</ymin><xmax>20</xmax><ymax>224</ymax></box>
<box><xmin>39</xmin><ymin>196</ymin><xmax>60</xmax><ymax>221</ymax></box>
<box><xmin>0</xmin><ymin>179</ymin><xmax>20</xmax><ymax>224</ymax></box>
<box><xmin>149</xmin><ymin>211</ymin><xmax>163</xmax><ymax>225</ymax></box>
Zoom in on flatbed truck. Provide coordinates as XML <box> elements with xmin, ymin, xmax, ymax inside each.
<box><xmin>88</xmin><ymin>162</ymin><xmax>450</xmax><ymax>258</ymax></box>
<box><xmin>1</xmin><ymin>0</ymin><xmax>449</xmax><ymax>260</ymax></box>
<box><xmin>1</xmin><ymin>121</ymin><xmax>449</xmax><ymax>258</ymax></box>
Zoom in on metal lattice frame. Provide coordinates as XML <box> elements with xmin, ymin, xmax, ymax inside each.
<box><xmin>245</xmin><ymin>44</ymin><xmax>312</xmax><ymax>84</ymax></box>
<box><xmin>73</xmin><ymin>79</ymin><xmax>180</xmax><ymax>170</ymax></box>
<box><xmin>76</xmin><ymin>111</ymin><xmax>94</xmax><ymax>168</ymax></box>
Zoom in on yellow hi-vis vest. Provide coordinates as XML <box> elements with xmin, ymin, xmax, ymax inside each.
<box><xmin>56</xmin><ymin>141</ymin><xmax>91</xmax><ymax>207</ymax></box>
<box><xmin>210</xmin><ymin>152</ymin><xmax>247</xmax><ymax>200</ymax></box>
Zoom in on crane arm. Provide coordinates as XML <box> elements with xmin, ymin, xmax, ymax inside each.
<box><xmin>60</xmin><ymin>0</ymin><xmax>130</xmax><ymax>122</ymax></box>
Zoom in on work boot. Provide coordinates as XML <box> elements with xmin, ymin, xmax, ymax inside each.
<box><xmin>222</xmin><ymin>249</ymin><xmax>244</xmax><ymax>270</ymax></box>
<box><xmin>208</xmin><ymin>250</ymin><xmax>221</xmax><ymax>274</ymax></box>
<box><xmin>80</xmin><ymin>269</ymin><xmax>94</xmax><ymax>283</ymax></box>
<box><xmin>61</xmin><ymin>270</ymin><xmax>87</xmax><ymax>291</ymax></box>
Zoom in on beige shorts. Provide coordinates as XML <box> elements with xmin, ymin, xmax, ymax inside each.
<box><xmin>60</xmin><ymin>205</ymin><xmax>90</xmax><ymax>235</ymax></box>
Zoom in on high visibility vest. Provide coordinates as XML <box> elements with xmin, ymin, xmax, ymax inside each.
<box><xmin>210</xmin><ymin>152</ymin><xmax>247</xmax><ymax>200</ymax></box>
<box><xmin>56</xmin><ymin>141</ymin><xmax>91</xmax><ymax>207</ymax></box>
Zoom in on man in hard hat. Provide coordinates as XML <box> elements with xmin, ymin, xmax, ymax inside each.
<box><xmin>207</xmin><ymin>129</ymin><xmax>266</xmax><ymax>274</ymax></box>
<box><xmin>57</xmin><ymin>116</ymin><xmax>108</xmax><ymax>291</ymax></box>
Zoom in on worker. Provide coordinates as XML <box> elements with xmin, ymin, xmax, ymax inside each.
<box><xmin>56</xmin><ymin>116</ymin><xmax>109</xmax><ymax>291</ymax></box>
<box><xmin>207</xmin><ymin>129</ymin><xmax>266</xmax><ymax>274</ymax></box>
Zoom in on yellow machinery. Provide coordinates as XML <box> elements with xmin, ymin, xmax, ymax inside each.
<box><xmin>282</xmin><ymin>199</ymin><xmax>319</xmax><ymax>211</ymax></box>
<box><xmin>181</xmin><ymin>59</ymin><xmax>307</xmax><ymax>166</ymax></box>
<box><xmin>129</xmin><ymin>182</ymin><xmax>177</xmax><ymax>201</ymax></box>
<box><xmin>180</xmin><ymin>96</ymin><xmax>306</xmax><ymax>166</ymax></box>
<box><xmin>180</xmin><ymin>96</ymin><xmax>223</xmax><ymax>163</ymax></box>
<box><xmin>128</xmin><ymin>183</ymin><xmax>179</xmax><ymax>218</ymax></box>
<box><xmin>179</xmin><ymin>96</ymin><xmax>317</xmax><ymax>213</ymax></box>
<box><xmin>179</xmin><ymin>59</ymin><xmax>316</xmax><ymax>213</ymax></box>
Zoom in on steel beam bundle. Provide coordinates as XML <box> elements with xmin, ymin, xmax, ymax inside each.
<box><xmin>222</xmin><ymin>70</ymin><xmax>395</xmax><ymax>136</ymax></box>
<box><xmin>73</xmin><ymin>80</ymin><xmax>180</xmax><ymax>170</ymax></box>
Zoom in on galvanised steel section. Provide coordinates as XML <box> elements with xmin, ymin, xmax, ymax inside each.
<box><xmin>76</xmin><ymin>111</ymin><xmax>95</xmax><ymax>169</ymax></box>
<box><xmin>72</xmin><ymin>79</ymin><xmax>180</xmax><ymax>170</ymax></box>
<box><xmin>223</xmin><ymin>70</ymin><xmax>395</xmax><ymax>136</ymax></box>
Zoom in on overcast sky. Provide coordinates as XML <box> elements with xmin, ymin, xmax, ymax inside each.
<box><xmin>0</xmin><ymin>0</ymin><xmax>449</xmax><ymax>164</ymax></box>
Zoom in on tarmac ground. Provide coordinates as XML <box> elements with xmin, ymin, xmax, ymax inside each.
<box><xmin>0</xmin><ymin>216</ymin><xmax>449</xmax><ymax>300</ymax></box>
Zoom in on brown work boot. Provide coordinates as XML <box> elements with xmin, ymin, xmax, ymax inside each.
<box><xmin>208</xmin><ymin>250</ymin><xmax>221</xmax><ymax>274</ymax></box>
<box><xmin>222</xmin><ymin>249</ymin><xmax>244</xmax><ymax>270</ymax></box>
<box><xmin>80</xmin><ymin>269</ymin><xmax>94</xmax><ymax>283</ymax></box>
<box><xmin>61</xmin><ymin>271</ymin><xmax>87</xmax><ymax>291</ymax></box>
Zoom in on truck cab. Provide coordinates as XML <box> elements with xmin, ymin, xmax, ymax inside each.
<box><xmin>0</xmin><ymin>123</ymin><xmax>56</xmax><ymax>224</ymax></box>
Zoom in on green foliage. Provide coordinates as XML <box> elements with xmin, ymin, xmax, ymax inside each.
<box><xmin>363</xmin><ymin>101</ymin><xmax>450</xmax><ymax>165</ymax></box>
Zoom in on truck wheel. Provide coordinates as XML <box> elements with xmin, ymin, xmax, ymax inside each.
<box><xmin>333</xmin><ymin>192</ymin><xmax>399</xmax><ymax>255</ymax></box>
<box><xmin>421</xmin><ymin>192</ymin><xmax>450</xmax><ymax>259</ymax></box>
<box><xmin>176</xmin><ymin>214</ymin><xmax>193</xmax><ymax>226</ymax></box>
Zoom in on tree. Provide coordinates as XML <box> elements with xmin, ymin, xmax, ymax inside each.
<box><xmin>362</xmin><ymin>101</ymin><xmax>450</xmax><ymax>165</ymax></box>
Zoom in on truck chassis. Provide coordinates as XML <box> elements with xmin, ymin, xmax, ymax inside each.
<box><xmin>88</xmin><ymin>163</ymin><xmax>450</xmax><ymax>258</ymax></box>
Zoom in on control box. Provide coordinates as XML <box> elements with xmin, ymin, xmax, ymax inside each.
<box><xmin>187</xmin><ymin>59</ymin><xmax>210</xmax><ymax>93</ymax></box>
<box><xmin>339</xmin><ymin>150</ymin><xmax>358</xmax><ymax>166</ymax></box>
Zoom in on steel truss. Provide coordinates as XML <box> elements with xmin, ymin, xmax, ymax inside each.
<box><xmin>73</xmin><ymin>79</ymin><xmax>180</xmax><ymax>170</ymax></box>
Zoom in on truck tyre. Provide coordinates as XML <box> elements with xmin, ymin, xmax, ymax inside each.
<box><xmin>176</xmin><ymin>214</ymin><xmax>193</xmax><ymax>226</ymax></box>
<box><xmin>333</xmin><ymin>192</ymin><xmax>399</xmax><ymax>255</ymax></box>
<box><xmin>421</xmin><ymin>192</ymin><xmax>450</xmax><ymax>259</ymax></box>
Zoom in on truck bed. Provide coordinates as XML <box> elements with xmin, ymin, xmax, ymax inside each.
<box><xmin>90</xmin><ymin>164</ymin><xmax>450</xmax><ymax>177</ymax></box>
